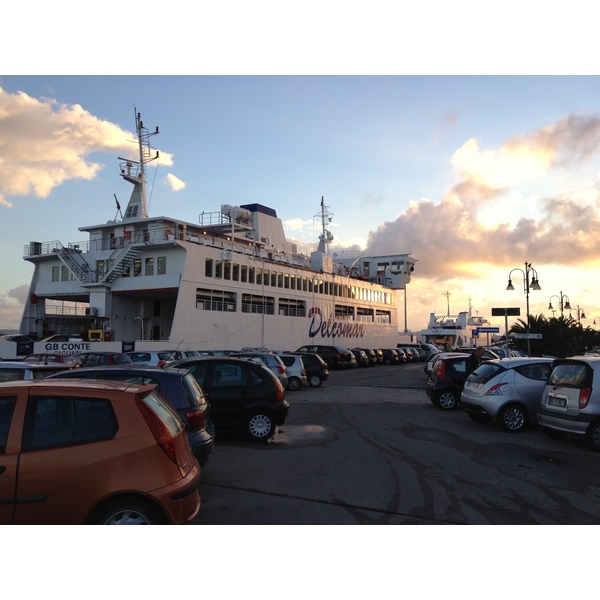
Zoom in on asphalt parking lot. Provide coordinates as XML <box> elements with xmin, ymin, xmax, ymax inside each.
<box><xmin>192</xmin><ymin>362</ymin><xmax>600</xmax><ymax>525</ymax></box>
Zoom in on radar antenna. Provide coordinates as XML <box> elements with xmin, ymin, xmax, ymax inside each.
<box><xmin>118</xmin><ymin>109</ymin><xmax>160</xmax><ymax>220</ymax></box>
<box><xmin>315</xmin><ymin>196</ymin><xmax>334</xmax><ymax>254</ymax></box>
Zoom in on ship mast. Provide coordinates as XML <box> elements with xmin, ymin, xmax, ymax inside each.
<box><xmin>118</xmin><ymin>110</ymin><xmax>160</xmax><ymax>220</ymax></box>
<box><xmin>315</xmin><ymin>196</ymin><xmax>334</xmax><ymax>254</ymax></box>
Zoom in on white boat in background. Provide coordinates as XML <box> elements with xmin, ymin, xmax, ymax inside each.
<box><xmin>18</xmin><ymin>111</ymin><xmax>417</xmax><ymax>353</ymax></box>
<box><xmin>418</xmin><ymin>299</ymin><xmax>492</xmax><ymax>349</ymax></box>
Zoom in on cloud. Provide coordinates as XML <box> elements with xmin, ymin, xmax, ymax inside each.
<box><xmin>0</xmin><ymin>87</ymin><xmax>174</xmax><ymax>205</ymax></box>
<box><xmin>364</xmin><ymin>112</ymin><xmax>600</xmax><ymax>281</ymax></box>
<box><xmin>0</xmin><ymin>284</ymin><xmax>30</xmax><ymax>330</ymax></box>
<box><xmin>165</xmin><ymin>173</ymin><xmax>186</xmax><ymax>192</ymax></box>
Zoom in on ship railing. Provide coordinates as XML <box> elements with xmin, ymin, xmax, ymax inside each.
<box><xmin>24</xmin><ymin>240</ymin><xmax>90</xmax><ymax>256</ymax></box>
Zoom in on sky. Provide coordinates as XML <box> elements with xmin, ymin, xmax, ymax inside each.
<box><xmin>3</xmin><ymin>75</ymin><xmax>600</xmax><ymax>336</ymax></box>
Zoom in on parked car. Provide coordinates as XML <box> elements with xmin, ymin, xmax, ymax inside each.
<box><xmin>381</xmin><ymin>348</ymin><xmax>400</xmax><ymax>365</ymax></box>
<box><xmin>231</xmin><ymin>351</ymin><xmax>289</xmax><ymax>388</ymax></box>
<box><xmin>488</xmin><ymin>347</ymin><xmax>517</xmax><ymax>359</ymax></box>
<box><xmin>168</xmin><ymin>356</ymin><xmax>290</xmax><ymax>441</ymax></box>
<box><xmin>372</xmin><ymin>349</ymin><xmax>384</xmax><ymax>365</ymax></box>
<box><xmin>357</xmin><ymin>348</ymin><xmax>378</xmax><ymax>366</ymax></box>
<box><xmin>424</xmin><ymin>351</ymin><xmax>458</xmax><ymax>377</ymax></box>
<box><xmin>23</xmin><ymin>353</ymin><xmax>81</xmax><ymax>366</ymax></box>
<box><xmin>156</xmin><ymin>350</ymin><xmax>201</xmax><ymax>360</ymax></box>
<box><xmin>40</xmin><ymin>334</ymin><xmax>86</xmax><ymax>343</ymax></box>
<box><xmin>124</xmin><ymin>350</ymin><xmax>175</xmax><ymax>367</ymax></box>
<box><xmin>77</xmin><ymin>352</ymin><xmax>133</xmax><ymax>366</ymax></box>
<box><xmin>395</xmin><ymin>348</ymin><xmax>407</xmax><ymax>363</ymax></box>
<box><xmin>537</xmin><ymin>356</ymin><xmax>600</xmax><ymax>451</ymax></box>
<box><xmin>279</xmin><ymin>354</ymin><xmax>308</xmax><ymax>390</ymax></box>
<box><xmin>290</xmin><ymin>352</ymin><xmax>330</xmax><ymax>387</ymax></box>
<box><xmin>398</xmin><ymin>342</ymin><xmax>439</xmax><ymax>356</ymax></box>
<box><xmin>0</xmin><ymin>361</ymin><xmax>73</xmax><ymax>382</ymax></box>
<box><xmin>351</xmin><ymin>349</ymin><xmax>370</xmax><ymax>367</ymax></box>
<box><xmin>399</xmin><ymin>347</ymin><xmax>417</xmax><ymax>362</ymax></box>
<box><xmin>0</xmin><ymin>379</ymin><xmax>201</xmax><ymax>524</ymax></box>
<box><xmin>296</xmin><ymin>344</ymin><xmax>356</xmax><ymax>369</ymax></box>
<box><xmin>426</xmin><ymin>353</ymin><xmax>472</xmax><ymax>410</ymax></box>
<box><xmin>48</xmin><ymin>365</ymin><xmax>215</xmax><ymax>467</ymax></box>
<box><xmin>461</xmin><ymin>357</ymin><xmax>554</xmax><ymax>432</ymax></box>
<box><xmin>0</xmin><ymin>334</ymin><xmax>35</xmax><ymax>343</ymax></box>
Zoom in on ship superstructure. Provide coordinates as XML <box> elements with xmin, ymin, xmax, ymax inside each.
<box><xmin>19</xmin><ymin>112</ymin><xmax>416</xmax><ymax>350</ymax></box>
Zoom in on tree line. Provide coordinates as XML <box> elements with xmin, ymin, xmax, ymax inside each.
<box><xmin>507</xmin><ymin>314</ymin><xmax>600</xmax><ymax>358</ymax></box>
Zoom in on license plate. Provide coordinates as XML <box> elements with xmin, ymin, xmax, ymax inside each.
<box><xmin>548</xmin><ymin>396</ymin><xmax>567</xmax><ymax>408</ymax></box>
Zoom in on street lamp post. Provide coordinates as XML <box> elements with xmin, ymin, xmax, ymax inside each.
<box><xmin>507</xmin><ymin>261</ymin><xmax>541</xmax><ymax>356</ymax></box>
<box><xmin>548</xmin><ymin>291</ymin><xmax>571</xmax><ymax>318</ymax></box>
<box><xmin>576</xmin><ymin>306</ymin><xmax>586</xmax><ymax>323</ymax></box>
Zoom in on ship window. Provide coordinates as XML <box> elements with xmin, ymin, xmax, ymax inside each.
<box><xmin>196</xmin><ymin>288</ymin><xmax>237</xmax><ymax>312</ymax></box>
<box><xmin>290</xmin><ymin>274</ymin><xmax>295</xmax><ymax>289</ymax></box>
<box><xmin>256</xmin><ymin>268</ymin><xmax>262</xmax><ymax>285</ymax></box>
<box><xmin>376</xmin><ymin>309</ymin><xmax>391</xmax><ymax>324</ymax></box>
<box><xmin>52</xmin><ymin>266</ymin><xmax>59</xmax><ymax>282</ymax></box>
<box><xmin>248</xmin><ymin>267</ymin><xmax>255</xmax><ymax>284</ymax></box>
<box><xmin>145</xmin><ymin>257</ymin><xmax>154</xmax><ymax>276</ymax></box>
<box><xmin>302</xmin><ymin>276</ymin><xmax>308</xmax><ymax>292</ymax></box>
<box><xmin>215</xmin><ymin>260</ymin><xmax>222</xmax><ymax>278</ymax></box>
<box><xmin>133</xmin><ymin>258</ymin><xmax>142</xmax><ymax>277</ymax></box>
<box><xmin>223</xmin><ymin>261</ymin><xmax>231</xmax><ymax>280</ymax></box>
<box><xmin>270</xmin><ymin>271</ymin><xmax>277</xmax><ymax>287</ymax></box>
<box><xmin>232</xmin><ymin>263</ymin><xmax>239</xmax><ymax>281</ymax></box>
<box><xmin>278</xmin><ymin>272</ymin><xmax>283</xmax><ymax>288</ymax></box>
<box><xmin>357</xmin><ymin>307</ymin><xmax>374</xmax><ymax>322</ymax></box>
<box><xmin>241</xmin><ymin>265</ymin><xmax>247</xmax><ymax>283</ymax></box>
<box><xmin>241</xmin><ymin>294</ymin><xmax>274</xmax><ymax>315</ymax></box>
<box><xmin>335</xmin><ymin>305</ymin><xmax>354</xmax><ymax>320</ymax></box>
<box><xmin>61</xmin><ymin>266</ymin><xmax>69</xmax><ymax>281</ymax></box>
<box><xmin>205</xmin><ymin>259</ymin><xmax>213</xmax><ymax>277</ymax></box>
<box><xmin>279</xmin><ymin>298</ymin><xmax>306</xmax><ymax>317</ymax></box>
<box><xmin>284</xmin><ymin>274</ymin><xmax>289</xmax><ymax>289</ymax></box>
<box><xmin>157</xmin><ymin>256</ymin><xmax>166</xmax><ymax>275</ymax></box>
<box><xmin>263</xmin><ymin>269</ymin><xmax>269</xmax><ymax>286</ymax></box>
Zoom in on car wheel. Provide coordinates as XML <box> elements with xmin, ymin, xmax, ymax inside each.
<box><xmin>308</xmin><ymin>374</ymin><xmax>322</xmax><ymax>387</ymax></box>
<box><xmin>436</xmin><ymin>390</ymin><xmax>459</xmax><ymax>410</ymax></box>
<box><xmin>586</xmin><ymin>421</ymin><xmax>600</xmax><ymax>451</ymax></box>
<box><xmin>94</xmin><ymin>499</ymin><xmax>163</xmax><ymax>525</ymax></box>
<box><xmin>498</xmin><ymin>404</ymin><xmax>528</xmax><ymax>433</ymax></box>
<box><xmin>542</xmin><ymin>427</ymin><xmax>568</xmax><ymax>440</ymax></box>
<box><xmin>245</xmin><ymin>409</ymin><xmax>275</xmax><ymax>441</ymax></box>
<box><xmin>287</xmin><ymin>376</ymin><xmax>302</xmax><ymax>391</ymax></box>
<box><xmin>468</xmin><ymin>413</ymin><xmax>492</xmax><ymax>423</ymax></box>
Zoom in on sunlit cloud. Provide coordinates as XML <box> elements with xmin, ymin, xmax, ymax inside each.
<box><xmin>165</xmin><ymin>173</ymin><xmax>186</xmax><ymax>192</ymax></box>
<box><xmin>0</xmin><ymin>87</ymin><xmax>173</xmax><ymax>206</ymax></box>
<box><xmin>365</xmin><ymin>112</ymin><xmax>600</xmax><ymax>282</ymax></box>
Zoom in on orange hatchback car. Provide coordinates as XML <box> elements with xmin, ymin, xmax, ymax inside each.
<box><xmin>0</xmin><ymin>379</ymin><xmax>201</xmax><ymax>525</ymax></box>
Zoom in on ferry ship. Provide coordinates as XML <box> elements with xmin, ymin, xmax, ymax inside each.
<box><xmin>418</xmin><ymin>305</ymin><xmax>492</xmax><ymax>349</ymax></box>
<box><xmin>19</xmin><ymin>112</ymin><xmax>416</xmax><ymax>352</ymax></box>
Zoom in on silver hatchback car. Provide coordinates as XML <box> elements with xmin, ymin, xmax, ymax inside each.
<box><xmin>538</xmin><ymin>356</ymin><xmax>600</xmax><ymax>451</ymax></box>
<box><xmin>461</xmin><ymin>357</ymin><xmax>554</xmax><ymax>432</ymax></box>
<box><xmin>231</xmin><ymin>351</ymin><xmax>289</xmax><ymax>388</ymax></box>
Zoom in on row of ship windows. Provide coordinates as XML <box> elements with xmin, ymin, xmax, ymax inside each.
<box><xmin>196</xmin><ymin>288</ymin><xmax>392</xmax><ymax>323</ymax></box>
<box><xmin>51</xmin><ymin>258</ymin><xmax>169</xmax><ymax>282</ymax></box>
<box><xmin>205</xmin><ymin>258</ymin><xmax>393</xmax><ymax>305</ymax></box>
